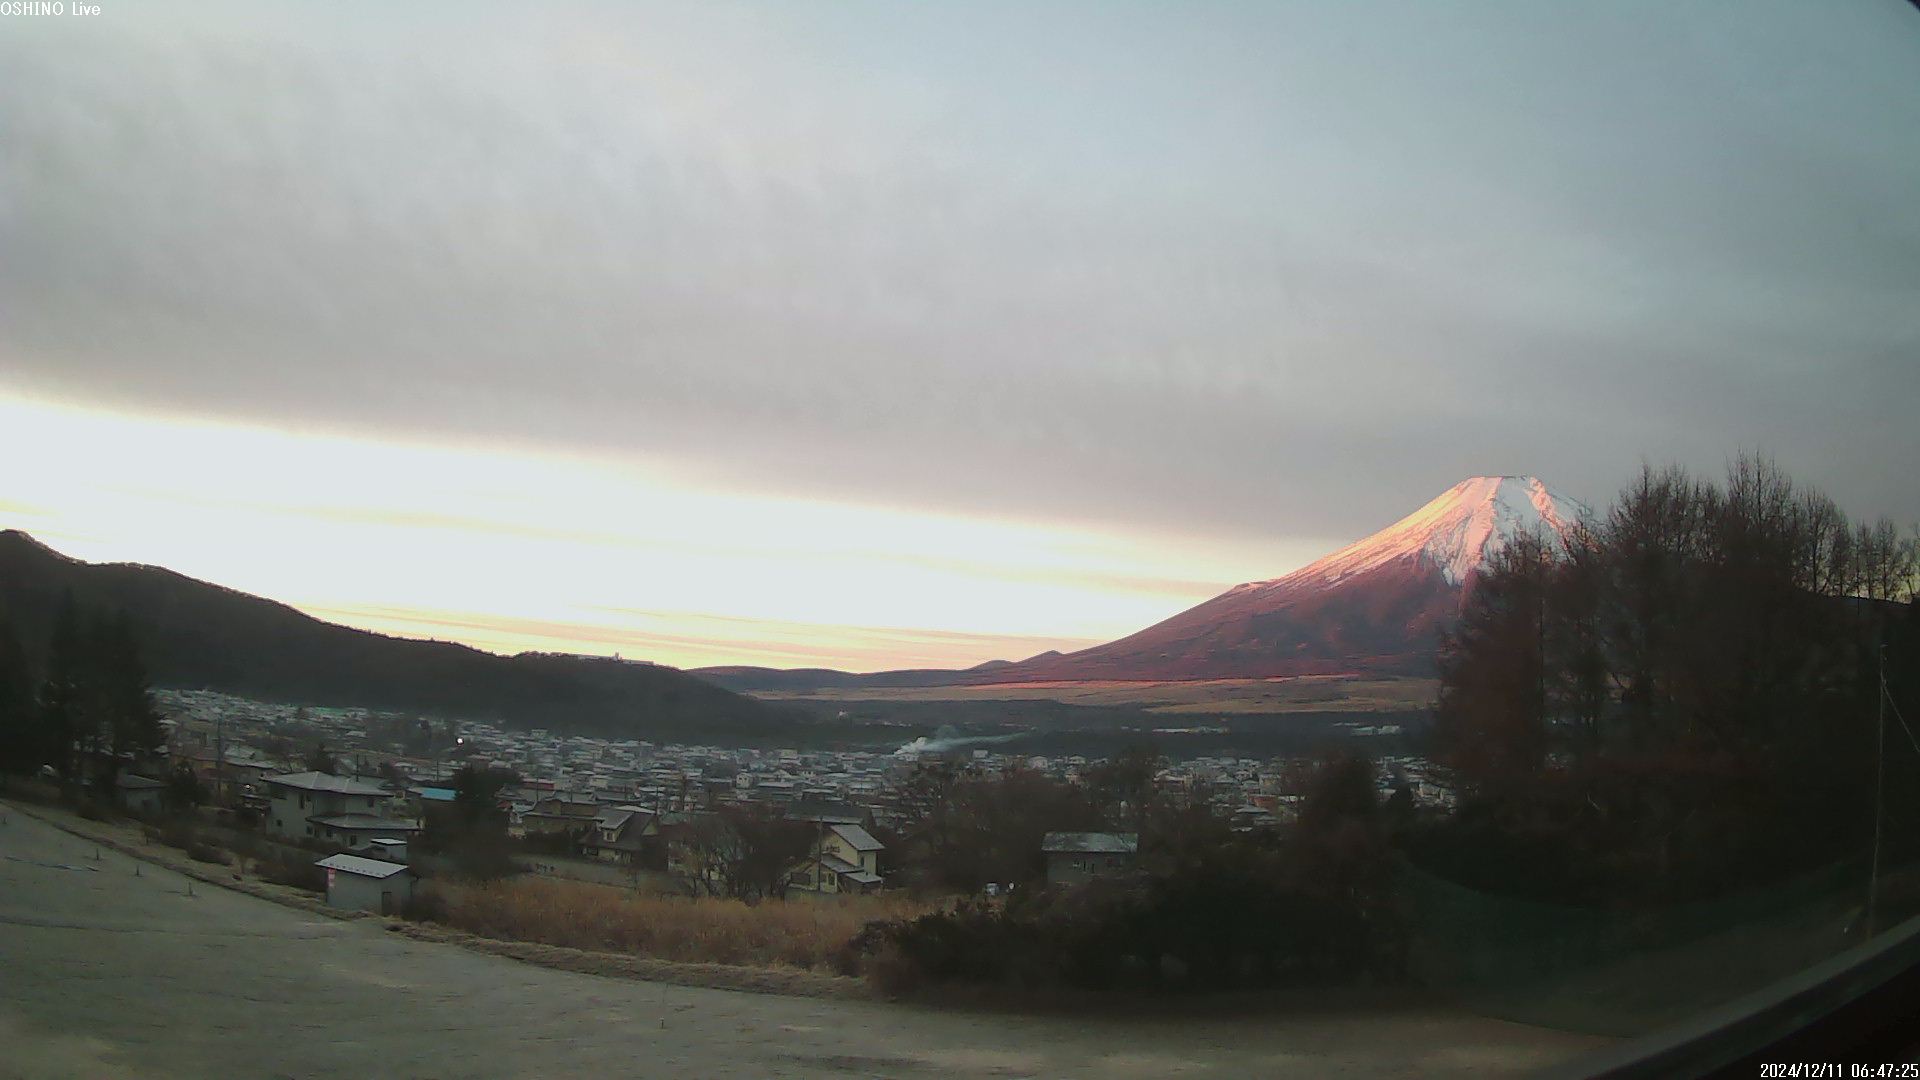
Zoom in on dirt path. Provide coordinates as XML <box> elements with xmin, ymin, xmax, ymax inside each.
<box><xmin>0</xmin><ymin>807</ymin><xmax>1608</xmax><ymax>1079</ymax></box>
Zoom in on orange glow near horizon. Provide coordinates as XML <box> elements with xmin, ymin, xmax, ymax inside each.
<box><xmin>0</xmin><ymin>394</ymin><xmax>1329</xmax><ymax>672</ymax></box>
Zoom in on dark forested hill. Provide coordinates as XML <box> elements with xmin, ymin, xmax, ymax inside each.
<box><xmin>0</xmin><ymin>530</ymin><xmax>798</xmax><ymax>740</ymax></box>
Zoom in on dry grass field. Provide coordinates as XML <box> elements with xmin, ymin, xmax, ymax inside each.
<box><xmin>427</xmin><ymin>876</ymin><xmax>937</xmax><ymax>971</ymax></box>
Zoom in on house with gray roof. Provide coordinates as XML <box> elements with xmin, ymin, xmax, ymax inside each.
<box><xmin>262</xmin><ymin>771</ymin><xmax>414</xmax><ymax>848</ymax></box>
<box><xmin>582</xmin><ymin>805</ymin><xmax>658</xmax><ymax>866</ymax></box>
<box><xmin>519</xmin><ymin>795</ymin><xmax>600</xmax><ymax>848</ymax></box>
<box><xmin>307</xmin><ymin>812</ymin><xmax>423</xmax><ymax>850</ymax></box>
<box><xmin>1042</xmin><ymin>832</ymin><xmax>1138</xmax><ymax>886</ymax></box>
<box><xmin>790</xmin><ymin>821</ymin><xmax>885</xmax><ymax>894</ymax></box>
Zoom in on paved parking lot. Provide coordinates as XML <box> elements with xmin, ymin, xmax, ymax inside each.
<box><xmin>0</xmin><ymin>806</ymin><xmax>1605</xmax><ymax>1079</ymax></box>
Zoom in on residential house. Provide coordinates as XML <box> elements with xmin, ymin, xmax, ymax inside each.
<box><xmin>505</xmin><ymin>800</ymin><xmax>536</xmax><ymax>839</ymax></box>
<box><xmin>170</xmin><ymin>744</ymin><xmax>277</xmax><ymax>806</ymax></box>
<box><xmin>1230</xmin><ymin>805</ymin><xmax>1277</xmax><ymax>833</ymax></box>
<box><xmin>262</xmin><ymin>771</ymin><xmax>420</xmax><ymax>851</ymax></box>
<box><xmin>519</xmin><ymin>795</ymin><xmax>600</xmax><ymax>850</ymax></box>
<box><xmin>1042</xmin><ymin>832</ymin><xmax>1138</xmax><ymax>886</ymax></box>
<box><xmin>407</xmin><ymin>786</ymin><xmax>457</xmax><ymax>812</ymax></box>
<box><xmin>788</xmin><ymin>801</ymin><xmax>872</xmax><ymax>828</ymax></box>
<box><xmin>582</xmin><ymin>805</ymin><xmax>658</xmax><ymax>866</ymax></box>
<box><xmin>790</xmin><ymin>822</ymin><xmax>885</xmax><ymax>894</ymax></box>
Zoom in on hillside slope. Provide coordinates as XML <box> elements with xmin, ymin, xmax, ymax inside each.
<box><xmin>985</xmin><ymin>476</ymin><xmax>1584</xmax><ymax>682</ymax></box>
<box><xmin>0</xmin><ymin>530</ymin><xmax>794</xmax><ymax>740</ymax></box>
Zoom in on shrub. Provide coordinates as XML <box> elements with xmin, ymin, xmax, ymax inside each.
<box><xmin>259</xmin><ymin>855</ymin><xmax>326</xmax><ymax>893</ymax></box>
<box><xmin>188</xmin><ymin>843</ymin><xmax>229</xmax><ymax>866</ymax></box>
<box><xmin>400</xmin><ymin>888</ymin><xmax>450</xmax><ymax>923</ymax></box>
<box><xmin>858</xmin><ymin>839</ymin><xmax>1405</xmax><ymax>995</ymax></box>
<box><xmin>158</xmin><ymin>823</ymin><xmax>197</xmax><ymax>851</ymax></box>
<box><xmin>444</xmin><ymin>834</ymin><xmax>516</xmax><ymax>881</ymax></box>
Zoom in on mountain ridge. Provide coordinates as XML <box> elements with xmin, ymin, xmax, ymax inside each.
<box><xmin>5</xmin><ymin>473</ymin><xmax>1584</xmax><ymax>706</ymax></box>
<box><xmin>0</xmin><ymin>529</ymin><xmax>793</xmax><ymax>740</ymax></box>
<box><xmin>987</xmin><ymin>475</ymin><xmax>1583</xmax><ymax>682</ymax></box>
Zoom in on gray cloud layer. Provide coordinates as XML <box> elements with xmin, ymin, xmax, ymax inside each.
<box><xmin>4</xmin><ymin>0</ymin><xmax>1918</xmax><ymax>544</ymax></box>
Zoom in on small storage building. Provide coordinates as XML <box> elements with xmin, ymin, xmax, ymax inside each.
<box><xmin>315</xmin><ymin>853</ymin><xmax>416</xmax><ymax>915</ymax></box>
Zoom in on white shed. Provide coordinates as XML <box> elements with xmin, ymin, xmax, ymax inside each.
<box><xmin>315</xmin><ymin>853</ymin><xmax>416</xmax><ymax>915</ymax></box>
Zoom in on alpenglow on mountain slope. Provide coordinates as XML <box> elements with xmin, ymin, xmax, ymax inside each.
<box><xmin>988</xmin><ymin>476</ymin><xmax>1585</xmax><ymax>682</ymax></box>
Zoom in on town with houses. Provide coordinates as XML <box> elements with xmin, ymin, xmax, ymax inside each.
<box><xmin>142</xmin><ymin>687</ymin><xmax>1451</xmax><ymax>911</ymax></box>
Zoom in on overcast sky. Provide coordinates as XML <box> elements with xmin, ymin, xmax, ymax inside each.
<box><xmin>3</xmin><ymin>1</ymin><xmax>1918</xmax><ymax>670</ymax></box>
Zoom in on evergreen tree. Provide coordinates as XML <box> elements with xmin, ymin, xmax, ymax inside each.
<box><xmin>96</xmin><ymin>612</ymin><xmax>163</xmax><ymax>761</ymax></box>
<box><xmin>305</xmin><ymin>741</ymin><xmax>339</xmax><ymax>775</ymax></box>
<box><xmin>39</xmin><ymin>593</ymin><xmax>84</xmax><ymax>782</ymax></box>
<box><xmin>28</xmin><ymin>596</ymin><xmax>166</xmax><ymax>787</ymax></box>
<box><xmin>0</xmin><ymin>607</ymin><xmax>36</xmax><ymax>774</ymax></box>
<box><xmin>65</xmin><ymin>610</ymin><xmax>164</xmax><ymax>787</ymax></box>
<box><xmin>165</xmin><ymin>762</ymin><xmax>206</xmax><ymax>811</ymax></box>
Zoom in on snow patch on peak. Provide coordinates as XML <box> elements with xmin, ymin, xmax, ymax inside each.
<box><xmin>1407</xmin><ymin>475</ymin><xmax>1578</xmax><ymax>584</ymax></box>
<box><xmin>1241</xmin><ymin>475</ymin><xmax>1584</xmax><ymax>594</ymax></box>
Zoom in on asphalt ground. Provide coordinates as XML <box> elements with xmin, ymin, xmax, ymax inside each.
<box><xmin>0</xmin><ymin>806</ymin><xmax>1606</xmax><ymax>1079</ymax></box>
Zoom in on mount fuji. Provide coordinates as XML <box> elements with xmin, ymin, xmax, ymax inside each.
<box><xmin>986</xmin><ymin>476</ymin><xmax>1585</xmax><ymax>682</ymax></box>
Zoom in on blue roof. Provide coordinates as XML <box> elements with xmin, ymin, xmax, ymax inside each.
<box><xmin>415</xmin><ymin>787</ymin><xmax>457</xmax><ymax>801</ymax></box>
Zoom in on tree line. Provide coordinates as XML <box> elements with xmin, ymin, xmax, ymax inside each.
<box><xmin>863</xmin><ymin>457</ymin><xmax>1920</xmax><ymax>991</ymax></box>
<box><xmin>1427</xmin><ymin>457</ymin><xmax>1920</xmax><ymax>903</ymax></box>
<box><xmin>0</xmin><ymin>592</ymin><xmax>166</xmax><ymax>787</ymax></box>
<box><xmin>858</xmin><ymin>747</ymin><xmax>1407</xmax><ymax>993</ymax></box>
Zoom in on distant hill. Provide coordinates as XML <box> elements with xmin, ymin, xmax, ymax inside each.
<box><xmin>0</xmin><ymin>530</ymin><xmax>796</xmax><ymax>740</ymax></box>
<box><xmin>692</xmin><ymin>651</ymin><xmax>1070</xmax><ymax>693</ymax></box>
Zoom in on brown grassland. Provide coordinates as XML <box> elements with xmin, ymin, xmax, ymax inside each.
<box><xmin>426</xmin><ymin>876</ymin><xmax>937</xmax><ymax>972</ymax></box>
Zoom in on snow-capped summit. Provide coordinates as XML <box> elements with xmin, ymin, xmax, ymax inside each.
<box><xmin>989</xmin><ymin>476</ymin><xmax>1586</xmax><ymax>682</ymax></box>
<box><xmin>1236</xmin><ymin>475</ymin><xmax>1582</xmax><ymax>594</ymax></box>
